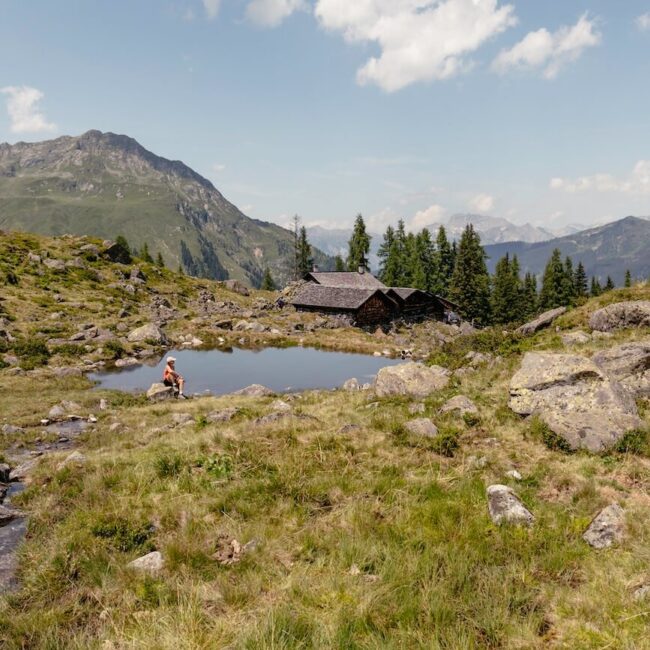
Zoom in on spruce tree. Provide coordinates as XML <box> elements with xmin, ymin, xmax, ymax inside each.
<box><xmin>261</xmin><ymin>268</ymin><xmax>276</xmax><ymax>291</ymax></box>
<box><xmin>384</xmin><ymin>220</ymin><xmax>407</xmax><ymax>286</ymax></box>
<box><xmin>449</xmin><ymin>225</ymin><xmax>491</xmax><ymax>326</ymax></box>
<box><xmin>605</xmin><ymin>276</ymin><xmax>615</xmax><ymax>291</ymax></box>
<box><xmin>114</xmin><ymin>235</ymin><xmax>132</xmax><ymax>264</ymax></box>
<box><xmin>522</xmin><ymin>272</ymin><xmax>538</xmax><ymax>319</ymax></box>
<box><xmin>139</xmin><ymin>242</ymin><xmax>154</xmax><ymax>264</ymax></box>
<box><xmin>416</xmin><ymin>228</ymin><xmax>436</xmax><ymax>291</ymax></box>
<box><xmin>156</xmin><ymin>252</ymin><xmax>165</xmax><ymax>268</ymax></box>
<box><xmin>434</xmin><ymin>226</ymin><xmax>454</xmax><ymax>296</ymax></box>
<box><xmin>347</xmin><ymin>214</ymin><xmax>371</xmax><ymax>271</ymax></box>
<box><xmin>297</xmin><ymin>226</ymin><xmax>313</xmax><ymax>277</ymax></box>
<box><xmin>624</xmin><ymin>269</ymin><xmax>632</xmax><ymax>287</ymax></box>
<box><xmin>574</xmin><ymin>261</ymin><xmax>588</xmax><ymax>298</ymax></box>
<box><xmin>590</xmin><ymin>276</ymin><xmax>602</xmax><ymax>297</ymax></box>
<box><xmin>538</xmin><ymin>249</ymin><xmax>567</xmax><ymax>310</ymax></box>
<box><xmin>563</xmin><ymin>256</ymin><xmax>576</xmax><ymax>304</ymax></box>
<box><xmin>377</xmin><ymin>226</ymin><xmax>395</xmax><ymax>283</ymax></box>
<box><xmin>334</xmin><ymin>255</ymin><xmax>345</xmax><ymax>272</ymax></box>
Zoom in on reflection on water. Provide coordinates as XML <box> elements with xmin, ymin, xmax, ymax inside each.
<box><xmin>90</xmin><ymin>346</ymin><xmax>402</xmax><ymax>395</ymax></box>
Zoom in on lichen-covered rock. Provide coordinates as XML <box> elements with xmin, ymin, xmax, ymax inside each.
<box><xmin>561</xmin><ymin>330</ymin><xmax>591</xmax><ymax>346</ymax></box>
<box><xmin>128</xmin><ymin>551</ymin><xmax>164</xmax><ymax>574</ymax></box>
<box><xmin>223</xmin><ymin>279</ymin><xmax>250</xmax><ymax>296</ymax></box>
<box><xmin>404</xmin><ymin>418</ymin><xmax>439</xmax><ymax>438</ymax></box>
<box><xmin>509</xmin><ymin>352</ymin><xmax>641</xmax><ymax>452</ymax></box>
<box><xmin>593</xmin><ymin>340</ymin><xmax>650</xmax><ymax>398</ymax></box>
<box><xmin>127</xmin><ymin>323</ymin><xmax>168</xmax><ymax>345</ymax></box>
<box><xmin>440</xmin><ymin>395</ymin><xmax>478</xmax><ymax>416</ymax></box>
<box><xmin>146</xmin><ymin>383</ymin><xmax>174</xmax><ymax>401</ymax></box>
<box><xmin>232</xmin><ymin>384</ymin><xmax>274</xmax><ymax>397</ymax></box>
<box><xmin>589</xmin><ymin>300</ymin><xmax>650</xmax><ymax>332</ymax></box>
<box><xmin>516</xmin><ymin>307</ymin><xmax>566</xmax><ymax>335</ymax></box>
<box><xmin>206</xmin><ymin>408</ymin><xmax>239</xmax><ymax>423</ymax></box>
<box><xmin>583</xmin><ymin>504</ymin><xmax>625</xmax><ymax>549</ymax></box>
<box><xmin>487</xmin><ymin>485</ymin><xmax>534</xmax><ymax>526</ymax></box>
<box><xmin>375</xmin><ymin>362</ymin><xmax>449</xmax><ymax>398</ymax></box>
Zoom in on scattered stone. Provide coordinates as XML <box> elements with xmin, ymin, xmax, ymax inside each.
<box><xmin>172</xmin><ymin>413</ymin><xmax>194</xmax><ymax>426</ymax></box>
<box><xmin>468</xmin><ymin>455</ymin><xmax>488</xmax><ymax>469</ymax></box>
<box><xmin>561</xmin><ymin>331</ymin><xmax>592</xmax><ymax>346</ymax></box>
<box><xmin>270</xmin><ymin>399</ymin><xmax>291</xmax><ymax>412</ymax></box>
<box><xmin>127</xmin><ymin>323</ymin><xmax>169</xmax><ymax>345</ymax></box>
<box><xmin>465</xmin><ymin>351</ymin><xmax>494</xmax><ymax>367</ymax></box>
<box><xmin>1</xmin><ymin>424</ymin><xmax>24</xmax><ymax>435</ymax></box>
<box><xmin>342</xmin><ymin>378</ymin><xmax>360</xmax><ymax>391</ymax></box>
<box><xmin>146</xmin><ymin>383</ymin><xmax>174</xmax><ymax>402</ymax></box>
<box><xmin>128</xmin><ymin>551</ymin><xmax>164</xmax><ymax>574</ymax></box>
<box><xmin>633</xmin><ymin>585</ymin><xmax>650</xmax><ymax>602</ymax></box>
<box><xmin>516</xmin><ymin>307</ymin><xmax>567</xmax><ymax>335</ymax></box>
<box><xmin>56</xmin><ymin>451</ymin><xmax>87</xmax><ymax>471</ymax></box>
<box><xmin>99</xmin><ymin>399</ymin><xmax>108</xmax><ymax>410</ymax></box>
<box><xmin>0</xmin><ymin>505</ymin><xmax>24</xmax><ymax>525</ymax></box>
<box><xmin>223</xmin><ymin>279</ymin><xmax>250</xmax><ymax>296</ymax></box>
<box><xmin>9</xmin><ymin>458</ymin><xmax>40</xmax><ymax>482</ymax></box>
<box><xmin>43</xmin><ymin>258</ymin><xmax>65</xmax><ymax>271</ymax></box>
<box><xmin>589</xmin><ymin>300</ymin><xmax>650</xmax><ymax>332</ymax></box>
<box><xmin>404</xmin><ymin>418</ymin><xmax>439</xmax><ymax>438</ymax></box>
<box><xmin>206</xmin><ymin>408</ymin><xmax>240</xmax><ymax>423</ymax></box>
<box><xmin>108</xmin><ymin>422</ymin><xmax>123</xmax><ymax>433</ymax></box>
<box><xmin>593</xmin><ymin>340</ymin><xmax>650</xmax><ymax>398</ymax></box>
<box><xmin>440</xmin><ymin>395</ymin><xmax>478</xmax><ymax>416</ymax></box>
<box><xmin>583</xmin><ymin>504</ymin><xmax>625</xmax><ymax>549</ymax></box>
<box><xmin>505</xmin><ymin>469</ymin><xmax>522</xmax><ymax>481</ymax></box>
<box><xmin>114</xmin><ymin>357</ymin><xmax>141</xmax><ymax>368</ymax></box>
<box><xmin>212</xmin><ymin>535</ymin><xmax>258</xmax><ymax>565</ymax></box>
<box><xmin>254</xmin><ymin>412</ymin><xmax>290</xmax><ymax>426</ymax></box>
<box><xmin>339</xmin><ymin>423</ymin><xmax>361</xmax><ymax>434</ymax></box>
<box><xmin>231</xmin><ymin>384</ymin><xmax>274</xmax><ymax>397</ymax></box>
<box><xmin>375</xmin><ymin>362</ymin><xmax>450</xmax><ymax>398</ymax></box>
<box><xmin>509</xmin><ymin>352</ymin><xmax>641</xmax><ymax>453</ymax></box>
<box><xmin>487</xmin><ymin>485</ymin><xmax>534</xmax><ymax>526</ymax></box>
<box><xmin>408</xmin><ymin>403</ymin><xmax>426</xmax><ymax>414</ymax></box>
<box><xmin>52</xmin><ymin>367</ymin><xmax>83</xmax><ymax>378</ymax></box>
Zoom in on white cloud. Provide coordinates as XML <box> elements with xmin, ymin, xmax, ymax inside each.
<box><xmin>550</xmin><ymin>161</ymin><xmax>650</xmax><ymax>195</ymax></box>
<box><xmin>202</xmin><ymin>0</ymin><xmax>221</xmax><ymax>19</ymax></box>
<box><xmin>246</xmin><ymin>0</ymin><xmax>306</xmax><ymax>27</ymax></box>
<box><xmin>636</xmin><ymin>13</ymin><xmax>650</xmax><ymax>32</ymax></box>
<box><xmin>468</xmin><ymin>192</ymin><xmax>494</xmax><ymax>213</ymax></box>
<box><xmin>411</xmin><ymin>204</ymin><xmax>446</xmax><ymax>229</ymax></box>
<box><xmin>492</xmin><ymin>13</ymin><xmax>601</xmax><ymax>79</ymax></box>
<box><xmin>314</xmin><ymin>0</ymin><xmax>517</xmax><ymax>92</ymax></box>
<box><xmin>1</xmin><ymin>86</ymin><xmax>57</xmax><ymax>134</ymax></box>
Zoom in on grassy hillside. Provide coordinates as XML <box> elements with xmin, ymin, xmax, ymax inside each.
<box><xmin>0</xmin><ymin>131</ymin><xmax>331</xmax><ymax>287</ymax></box>
<box><xmin>1</xmin><ymin>232</ymin><xmax>650</xmax><ymax>648</ymax></box>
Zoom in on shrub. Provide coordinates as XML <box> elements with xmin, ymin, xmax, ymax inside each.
<box><xmin>52</xmin><ymin>343</ymin><xmax>85</xmax><ymax>358</ymax></box>
<box><xmin>104</xmin><ymin>339</ymin><xmax>126</xmax><ymax>360</ymax></box>
<box><xmin>615</xmin><ymin>428</ymin><xmax>649</xmax><ymax>455</ymax></box>
<box><xmin>91</xmin><ymin>516</ymin><xmax>154</xmax><ymax>552</ymax></box>
<box><xmin>432</xmin><ymin>430</ymin><xmax>460</xmax><ymax>457</ymax></box>
<box><xmin>12</xmin><ymin>337</ymin><xmax>50</xmax><ymax>369</ymax></box>
<box><xmin>197</xmin><ymin>453</ymin><xmax>233</xmax><ymax>479</ymax></box>
<box><xmin>153</xmin><ymin>452</ymin><xmax>184</xmax><ymax>478</ymax></box>
<box><xmin>529</xmin><ymin>416</ymin><xmax>573</xmax><ymax>453</ymax></box>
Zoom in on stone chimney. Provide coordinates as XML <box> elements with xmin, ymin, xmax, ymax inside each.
<box><xmin>312</xmin><ymin>264</ymin><xmax>319</xmax><ymax>273</ymax></box>
<box><xmin>358</xmin><ymin>265</ymin><xmax>365</xmax><ymax>274</ymax></box>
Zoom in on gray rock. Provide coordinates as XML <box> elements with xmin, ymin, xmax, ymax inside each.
<box><xmin>9</xmin><ymin>458</ymin><xmax>40</xmax><ymax>481</ymax></box>
<box><xmin>1</xmin><ymin>424</ymin><xmax>24</xmax><ymax>435</ymax></box>
<box><xmin>516</xmin><ymin>307</ymin><xmax>567</xmax><ymax>335</ymax></box>
<box><xmin>206</xmin><ymin>408</ymin><xmax>240</xmax><ymax>423</ymax></box>
<box><xmin>114</xmin><ymin>357</ymin><xmax>141</xmax><ymax>368</ymax></box>
<box><xmin>48</xmin><ymin>405</ymin><xmax>66</xmax><ymax>419</ymax></box>
<box><xmin>593</xmin><ymin>341</ymin><xmax>650</xmax><ymax>398</ymax></box>
<box><xmin>56</xmin><ymin>451</ymin><xmax>87</xmax><ymax>470</ymax></box>
<box><xmin>342</xmin><ymin>378</ymin><xmax>360</xmax><ymax>391</ymax></box>
<box><xmin>223</xmin><ymin>279</ymin><xmax>250</xmax><ymax>296</ymax></box>
<box><xmin>0</xmin><ymin>463</ymin><xmax>11</xmax><ymax>482</ymax></box>
<box><xmin>127</xmin><ymin>323</ymin><xmax>168</xmax><ymax>345</ymax></box>
<box><xmin>146</xmin><ymin>383</ymin><xmax>174</xmax><ymax>401</ymax></box>
<box><xmin>561</xmin><ymin>330</ymin><xmax>591</xmax><ymax>346</ymax></box>
<box><xmin>505</xmin><ymin>469</ymin><xmax>522</xmax><ymax>481</ymax></box>
<box><xmin>633</xmin><ymin>585</ymin><xmax>650</xmax><ymax>601</ymax></box>
<box><xmin>128</xmin><ymin>551</ymin><xmax>164</xmax><ymax>574</ymax></box>
<box><xmin>408</xmin><ymin>402</ymin><xmax>426</xmax><ymax>414</ymax></box>
<box><xmin>583</xmin><ymin>504</ymin><xmax>625</xmax><ymax>549</ymax></box>
<box><xmin>231</xmin><ymin>384</ymin><xmax>274</xmax><ymax>397</ymax></box>
<box><xmin>0</xmin><ymin>505</ymin><xmax>24</xmax><ymax>525</ymax></box>
<box><xmin>405</xmin><ymin>418</ymin><xmax>439</xmax><ymax>438</ymax></box>
<box><xmin>254</xmin><ymin>412</ymin><xmax>290</xmax><ymax>426</ymax></box>
<box><xmin>509</xmin><ymin>352</ymin><xmax>641</xmax><ymax>453</ymax></box>
<box><xmin>270</xmin><ymin>399</ymin><xmax>291</xmax><ymax>412</ymax></box>
<box><xmin>375</xmin><ymin>362</ymin><xmax>450</xmax><ymax>398</ymax></box>
<box><xmin>440</xmin><ymin>395</ymin><xmax>478</xmax><ymax>416</ymax></box>
<box><xmin>43</xmin><ymin>258</ymin><xmax>65</xmax><ymax>271</ymax></box>
<box><xmin>487</xmin><ymin>485</ymin><xmax>534</xmax><ymax>526</ymax></box>
<box><xmin>172</xmin><ymin>413</ymin><xmax>194</xmax><ymax>426</ymax></box>
<box><xmin>589</xmin><ymin>301</ymin><xmax>650</xmax><ymax>332</ymax></box>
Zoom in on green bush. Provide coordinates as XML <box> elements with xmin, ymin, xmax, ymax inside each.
<box><xmin>615</xmin><ymin>428</ymin><xmax>649</xmax><ymax>455</ymax></box>
<box><xmin>104</xmin><ymin>339</ymin><xmax>126</xmax><ymax>360</ymax></box>
<box><xmin>91</xmin><ymin>516</ymin><xmax>154</xmax><ymax>552</ymax></box>
<box><xmin>153</xmin><ymin>452</ymin><xmax>184</xmax><ymax>478</ymax></box>
<box><xmin>52</xmin><ymin>343</ymin><xmax>85</xmax><ymax>358</ymax></box>
<box><xmin>197</xmin><ymin>453</ymin><xmax>234</xmax><ymax>479</ymax></box>
<box><xmin>529</xmin><ymin>416</ymin><xmax>573</xmax><ymax>453</ymax></box>
<box><xmin>432</xmin><ymin>430</ymin><xmax>460</xmax><ymax>457</ymax></box>
<box><xmin>12</xmin><ymin>338</ymin><xmax>51</xmax><ymax>369</ymax></box>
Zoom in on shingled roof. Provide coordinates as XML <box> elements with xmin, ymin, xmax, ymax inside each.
<box><xmin>291</xmin><ymin>284</ymin><xmax>394</xmax><ymax>310</ymax></box>
<box><xmin>305</xmin><ymin>271</ymin><xmax>386</xmax><ymax>290</ymax></box>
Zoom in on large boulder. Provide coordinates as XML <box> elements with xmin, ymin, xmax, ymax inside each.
<box><xmin>589</xmin><ymin>301</ymin><xmax>650</xmax><ymax>332</ymax></box>
<box><xmin>404</xmin><ymin>418</ymin><xmax>439</xmax><ymax>437</ymax></box>
<box><xmin>375</xmin><ymin>362</ymin><xmax>450</xmax><ymax>398</ymax></box>
<box><xmin>487</xmin><ymin>485</ymin><xmax>534</xmax><ymax>526</ymax></box>
<box><xmin>232</xmin><ymin>384</ymin><xmax>274</xmax><ymax>397</ymax></box>
<box><xmin>592</xmin><ymin>341</ymin><xmax>650</xmax><ymax>398</ymax></box>
<box><xmin>583</xmin><ymin>504</ymin><xmax>625</xmax><ymax>549</ymax></box>
<box><xmin>146</xmin><ymin>383</ymin><xmax>174</xmax><ymax>401</ymax></box>
<box><xmin>509</xmin><ymin>352</ymin><xmax>641</xmax><ymax>453</ymax></box>
<box><xmin>128</xmin><ymin>551</ymin><xmax>164</xmax><ymax>574</ymax></box>
<box><xmin>516</xmin><ymin>307</ymin><xmax>567</xmax><ymax>335</ymax></box>
<box><xmin>127</xmin><ymin>323</ymin><xmax>168</xmax><ymax>345</ymax></box>
<box><xmin>223</xmin><ymin>279</ymin><xmax>250</xmax><ymax>296</ymax></box>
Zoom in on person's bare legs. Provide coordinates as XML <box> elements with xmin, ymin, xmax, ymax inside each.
<box><xmin>177</xmin><ymin>377</ymin><xmax>186</xmax><ymax>397</ymax></box>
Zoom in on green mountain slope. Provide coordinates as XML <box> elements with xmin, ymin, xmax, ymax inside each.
<box><xmin>0</xmin><ymin>130</ymin><xmax>328</xmax><ymax>286</ymax></box>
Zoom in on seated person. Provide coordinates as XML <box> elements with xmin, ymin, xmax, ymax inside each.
<box><xmin>162</xmin><ymin>356</ymin><xmax>187</xmax><ymax>398</ymax></box>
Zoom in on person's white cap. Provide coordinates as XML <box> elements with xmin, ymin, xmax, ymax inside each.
<box><xmin>167</xmin><ymin>356</ymin><xmax>176</xmax><ymax>363</ymax></box>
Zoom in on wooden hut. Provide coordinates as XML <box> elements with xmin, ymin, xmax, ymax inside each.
<box><xmin>304</xmin><ymin>270</ymin><xmax>387</xmax><ymax>289</ymax></box>
<box><xmin>290</xmin><ymin>284</ymin><xmax>398</xmax><ymax>326</ymax></box>
<box><xmin>383</xmin><ymin>288</ymin><xmax>445</xmax><ymax>320</ymax></box>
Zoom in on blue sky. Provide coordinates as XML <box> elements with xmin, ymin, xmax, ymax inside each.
<box><xmin>1</xmin><ymin>0</ymin><xmax>649</xmax><ymax>233</ymax></box>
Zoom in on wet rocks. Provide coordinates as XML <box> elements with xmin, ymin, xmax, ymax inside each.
<box><xmin>487</xmin><ymin>485</ymin><xmax>534</xmax><ymax>526</ymax></box>
<box><xmin>583</xmin><ymin>504</ymin><xmax>625</xmax><ymax>549</ymax></box>
<box><xmin>146</xmin><ymin>383</ymin><xmax>174</xmax><ymax>402</ymax></box>
<box><xmin>127</xmin><ymin>323</ymin><xmax>168</xmax><ymax>345</ymax></box>
<box><xmin>404</xmin><ymin>418</ymin><xmax>439</xmax><ymax>437</ymax></box>
<box><xmin>375</xmin><ymin>362</ymin><xmax>450</xmax><ymax>398</ymax></box>
<box><xmin>516</xmin><ymin>306</ymin><xmax>567</xmax><ymax>335</ymax></box>
<box><xmin>440</xmin><ymin>395</ymin><xmax>478</xmax><ymax>416</ymax></box>
<box><xmin>589</xmin><ymin>300</ymin><xmax>650</xmax><ymax>332</ymax></box>
<box><xmin>127</xmin><ymin>551</ymin><xmax>164</xmax><ymax>574</ymax></box>
<box><xmin>509</xmin><ymin>352</ymin><xmax>641</xmax><ymax>453</ymax></box>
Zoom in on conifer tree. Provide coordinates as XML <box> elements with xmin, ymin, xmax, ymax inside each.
<box><xmin>261</xmin><ymin>268</ymin><xmax>276</xmax><ymax>291</ymax></box>
<box><xmin>114</xmin><ymin>235</ymin><xmax>132</xmax><ymax>264</ymax></box>
<box><xmin>574</xmin><ymin>261</ymin><xmax>588</xmax><ymax>298</ymax></box>
<box><xmin>522</xmin><ymin>272</ymin><xmax>538</xmax><ymax>319</ymax></box>
<box><xmin>449</xmin><ymin>225</ymin><xmax>491</xmax><ymax>326</ymax></box>
<box><xmin>383</xmin><ymin>220</ymin><xmax>408</xmax><ymax>286</ymax></box>
<box><xmin>296</xmin><ymin>226</ymin><xmax>313</xmax><ymax>277</ymax></box>
<box><xmin>605</xmin><ymin>275</ymin><xmax>615</xmax><ymax>291</ymax></box>
<box><xmin>377</xmin><ymin>226</ymin><xmax>395</xmax><ymax>282</ymax></box>
<box><xmin>563</xmin><ymin>256</ymin><xmax>576</xmax><ymax>304</ymax></box>
<box><xmin>491</xmin><ymin>254</ymin><xmax>517</xmax><ymax>324</ymax></box>
<box><xmin>334</xmin><ymin>255</ymin><xmax>345</xmax><ymax>272</ymax></box>
<box><xmin>347</xmin><ymin>214</ymin><xmax>371</xmax><ymax>271</ymax></box>
<box><xmin>624</xmin><ymin>269</ymin><xmax>632</xmax><ymax>287</ymax></box>
<box><xmin>156</xmin><ymin>252</ymin><xmax>165</xmax><ymax>268</ymax></box>
<box><xmin>590</xmin><ymin>276</ymin><xmax>602</xmax><ymax>297</ymax></box>
<box><xmin>434</xmin><ymin>226</ymin><xmax>454</xmax><ymax>296</ymax></box>
<box><xmin>139</xmin><ymin>242</ymin><xmax>154</xmax><ymax>264</ymax></box>
<box><xmin>415</xmin><ymin>228</ymin><xmax>436</xmax><ymax>291</ymax></box>
<box><xmin>538</xmin><ymin>249</ymin><xmax>568</xmax><ymax>310</ymax></box>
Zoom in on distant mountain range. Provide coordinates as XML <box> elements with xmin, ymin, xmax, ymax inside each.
<box><xmin>484</xmin><ymin>216</ymin><xmax>650</xmax><ymax>285</ymax></box>
<box><xmin>0</xmin><ymin>130</ymin><xmax>331</xmax><ymax>286</ymax></box>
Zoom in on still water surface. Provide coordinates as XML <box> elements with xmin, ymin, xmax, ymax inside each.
<box><xmin>90</xmin><ymin>346</ymin><xmax>402</xmax><ymax>395</ymax></box>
